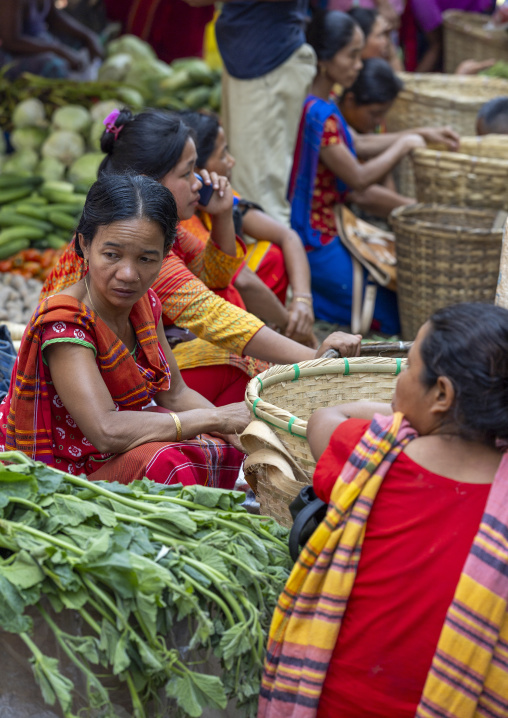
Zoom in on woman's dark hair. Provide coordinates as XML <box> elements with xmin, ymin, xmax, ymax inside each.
<box><xmin>348</xmin><ymin>7</ymin><xmax>378</xmax><ymax>40</ymax></box>
<box><xmin>75</xmin><ymin>173</ymin><xmax>178</xmax><ymax>258</ymax></box>
<box><xmin>477</xmin><ymin>96</ymin><xmax>508</xmax><ymax>134</ymax></box>
<box><xmin>307</xmin><ymin>10</ymin><xmax>358</xmax><ymax>61</ymax></box>
<box><xmin>178</xmin><ymin>111</ymin><xmax>220</xmax><ymax>168</ymax></box>
<box><xmin>344</xmin><ymin>57</ymin><xmax>403</xmax><ymax>105</ymax></box>
<box><xmin>419</xmin><ymin>303</ymin><xmax>508</xmax><ymax>444</ymax></box>
<box><xmin>99</xmin><ymin>108</ymin><xmax>194</xmax><ymax>180</ymax></box>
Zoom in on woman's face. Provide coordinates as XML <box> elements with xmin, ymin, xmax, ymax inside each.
<box><xmin>322</xmin><ymin>26</ymin><xmax>364</xmax><ymax>89</ymax></box>
<box><xmin>159</xmin><ymin>138</ymin><xmax>202</xmax><ymax>220</ymax></box>
<box><xmin>80</xmin><ymin>217</ymin><xmax>165</xmax><ymax>311</ymax></box>
<box><xmin>363</xmin><ymin>15</ymin><xmax>391</xmax><ymax>60</ymax></box>
<box><xmin>391</xmin><ymin>322</ymin><xmax>439</xmax><ymax>435</ymax></box>
<box><xmin>204</xmin><ymin>127</ymin><xmax>236</xmax><ymax>182</ymax></box>
<box><xmin>342</xmin><ymin>96</ymin><xmax>394</xmax><ymax>133</ymax></box>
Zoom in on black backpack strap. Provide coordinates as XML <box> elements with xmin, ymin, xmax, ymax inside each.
<box><xmin>288</xmin><ymin>496</ymin><xmax>327</xmax><ymax>563</ymax></box>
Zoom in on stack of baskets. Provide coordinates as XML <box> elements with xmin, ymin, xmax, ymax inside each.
<box><xmin>443</xmin><ymin>10</ymin><xmax>508</xmax><ymax>74</ymax></box>
<box><xmin>385</xmin><ymin>73</ymin><xmax>508</xmax><ymax>197</ymax></box>
<box><xmin>411</xmin><ymin>136</ymin><xmax>508</xmax><ymax>210</ymax></box>
<box><xmin>242</xmin><ymin>357</ymin><xmax>405</xmax><ymax>526</ymax></box>
<box><xmin>390</xmin><ymin>206</ymin><xmax>503</xmax><ymax>340</ymax></box>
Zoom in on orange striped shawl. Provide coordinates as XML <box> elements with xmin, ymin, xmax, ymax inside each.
<box><xmin>2</xmin><ymin>292</ymin><xmax>169</xmax><ymax>464</ymax></box>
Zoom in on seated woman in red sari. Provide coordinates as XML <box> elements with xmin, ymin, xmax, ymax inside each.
<box><xmin>259</xmin><ymin>302</ymin><xmax>508</xmax><ymax>718</ymax></box>
<box><xmin>0</xmin><ymin>173</ymin><xmax>249</xmax><ymax>488</ymax></box>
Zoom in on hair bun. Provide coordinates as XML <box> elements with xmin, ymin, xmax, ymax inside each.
<box><xmin>100</xmin><ymin>107</ymin><xmax>133</xmax><ymax>155</ymax></box>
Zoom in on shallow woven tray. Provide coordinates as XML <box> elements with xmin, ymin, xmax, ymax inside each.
<box><xmin>412</xmin><ymin>135</ymin><xmax>508</xmax><ymax>210</ymax></box>
<box><xmin>386</xmin><ymin>73</ymin><xmax>508</xmax><ymax>198</ymax></box>
<box><xmin>443</xmin><ymin>10</ymin><xmax>508</xmax><ymax>74</ymax></box>
<box><xmin>391</xmin><ymin>205</ymin><xmax>503</xmax><ymax>340</ymax></box>
<box><xmin>245</xmin><ymin>356</ymin><xmax>403</xmax><ymax>474</ymax></box>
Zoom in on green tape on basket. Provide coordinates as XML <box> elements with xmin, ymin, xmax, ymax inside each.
<box><xmin>343</xmin><ymin>358</ymin><xmax>350</xmax><ymax>376</ymax></box>
<box><xmin>288</xmin><ymin>416</ymin><xmax>297</xmax><ymax>435</ymax></box>
<box><xmin>256</xmin><ymin>376</ymin><xmax>263</xmax><ymax>390</ymax></box>
<box><xmin>292</xmin><ymin>364</ymin><xmax>300</xmax><ymax>381</ymax></box>
<box><xmin>396</xmin><ymin>358</ymin><xmax>402</xmax><ymax>375</ymax></box>
<box><xmin>252</xmin><ymin>398</ymin><xmax>261</xmax><ymax>417</ymax></box>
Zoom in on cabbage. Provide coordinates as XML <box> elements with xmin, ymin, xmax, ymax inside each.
<box><xmin>10</xmin><ymin>127</ymin><xmax>47</xmax><ymax>152</ymax></box>
<box><xmin>116</xmin><ymin>86</ymin><xmax>144</xmax><ymax>110</ymax></box>
<box><xmin>42</xmin><ymin>130</ymin><xmax>85</xmax><ymax>166</ymax></box>
<box><xmin>36</xmin><ymin>156</ymin><xmax>66</xmax><ymax>181</ymax></box>
<box><xmin>52</xmin><ymin>105</ymin><xmax>91</xmax><ymax>134</ymax></box>
<box><xmin>2</xmin><ymin>150</ymin><xmax>39</xmax><ymax>173</ymax></box>
<box><xmin>68</xmin><ymin>152</ymin><xmax>104</xmax><ymax>189</ymax></box>
<box><xmin>98</xmin><ymin>53</ymin><xmax>132</xmax><ymax>82</ymax></box>
<box><xmin>90</xmin><ymin>100</ymin><xmax>121</xmax><ymax>124</ymax></box>
<box><xmin>124</xmin><ymin>58</ymin><xmax>173</xmax><ymax>99</ymax></box>
<box><xmin>107</xmin><ymin>35</ymin><xmax>156</xmax><ymax>62</ymax></box>
<box><xmin>88</xmin><ymin>119</ymin><xmax>106</xmax><ymax>151</ymax></box>
<box><xmin>12</xmin><ymin>98</ymin><xmax>47</xmax><ymax>128</ymax></box>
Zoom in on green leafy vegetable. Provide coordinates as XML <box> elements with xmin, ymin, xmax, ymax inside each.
<box><xmin>0</xmin><ymin>451</ymin><xmax>291</xmax><ymax>716</ymax></box>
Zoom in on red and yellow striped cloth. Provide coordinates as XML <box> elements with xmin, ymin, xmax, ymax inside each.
<box><xmin>258</xmin><ymin>412</ymin><xmax>508</xmax><ymax>718</ymax></box>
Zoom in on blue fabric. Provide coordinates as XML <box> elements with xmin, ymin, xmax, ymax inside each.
<box><xmin>289</xmin><ymin>95</ymin><xmax>400</xmax><ymax>334</ymax></box>
<box><xmin>0</xmin><ymin>326</ymin><xmax>16</xmax><ymax>403</ymax></box>
<box><xmin>216</xmin><ymin>0</ymin><xmax>307</xmax><ymax>79</ymax></box>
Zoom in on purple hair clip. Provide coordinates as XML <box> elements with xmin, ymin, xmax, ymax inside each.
<box><xmin>103</xmin><ymin>109</ymin><xmax>124</xmax><ymax>142</ymax></box>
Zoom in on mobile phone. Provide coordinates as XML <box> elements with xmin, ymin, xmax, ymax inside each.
<box><xmin>195</xmin><ymin>173</ymin><xmax>214</xmax><ymax>206</ymax></box>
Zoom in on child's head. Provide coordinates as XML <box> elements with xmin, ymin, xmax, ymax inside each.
<box><xmin>340</xmin><ymin>57</ymin><xmax>403</xmax><ymax>133</ymax></box>
<box><xmin>476</xmin><ymin>96</ymin><xmax>508</xmax><ymax>135</ymax></box>
<box><xmin>178</xmin><ymin>111</ymin><xmax>236</xmax><ymax>181</ymax></box>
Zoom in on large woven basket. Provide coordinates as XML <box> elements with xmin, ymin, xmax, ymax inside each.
<box><xmin>242</xmin><ymin>357</ymin><xmax>404</xmax><ymax>525</ymax></box>
<box><xmin>412</xmin><ymin>135</ymin><xmax>508</xmax><ymax>210</ymax></box>
<box><xmin>444</xmin><ymin>10</ymin><xmax>508</xmax><ymax>74</ymax></box>
<box><xmin>385</xmin><ymin>73</ymin><xmax>508</xmax><ymax>198</ymax></box>
<box><xmin>390</xmin><ymin>205</ymin><xmax>503</xmax><ymax>341</ymax></box>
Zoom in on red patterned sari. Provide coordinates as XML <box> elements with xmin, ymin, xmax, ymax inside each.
<box><xmin>0</xmin><ymin>289</ymin><xmax>243</xmax><ymax>487</ymax></box>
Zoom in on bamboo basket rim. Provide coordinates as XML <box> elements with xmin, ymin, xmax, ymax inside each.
<box><xmin>390</xmin><ymin>204</ymin><xmax>503</xmax><ymax>236</ymax></box>
<box><xmin>245</xmin><ymin>357</ymin><xmax>405</xmax><ymax>440</ymax></box>
<box><xmin>395</xmin><ymin>72</ymin><xmax>508</xmax><ymax>109</ymax></box>
<box><xmin>443</xmin><ymin>9</ymin><xmax>508</xmax><ymax>40</ymax></box>
<box><xmin>412</xmin><ymin>147</ymin><xmax>508</xmax><ymax>170</ymax></box>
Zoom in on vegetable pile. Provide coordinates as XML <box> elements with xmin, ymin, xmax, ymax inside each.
<box><xmin>0</xmin><ymin>452</ymin><xmax>291</xmax><ymax>717</ymax></box>
<box><xmin>0</xmin><ymin>272</ymin><xmax>43</xmax><ymax>324</ymax></box>
<box><xmin>0</xmin><ymin>175</ymin><xmax>84</xmax><ymax>258</ymax></box>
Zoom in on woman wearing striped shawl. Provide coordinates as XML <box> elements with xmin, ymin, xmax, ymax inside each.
<box><xmin>259</xmin><ymin>302</ymin><xmax>508</xmax><ymax>718</ymax></box>
<box><xmin>0</xmin><ymin>173</ymin><xmax>250</xmax><ymax>488</ymax></box>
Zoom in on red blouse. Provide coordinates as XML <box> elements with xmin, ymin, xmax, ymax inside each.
<box><xmin>314</xmin><ymin>418</ymin><xmax>491</xmax><ymax>718</ymax></box>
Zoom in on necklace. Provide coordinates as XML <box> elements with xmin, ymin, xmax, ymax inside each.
<box><xmin>84</xmin><ymin>275</ymin><xmax>100</xmax><ymax>318</ymax></box>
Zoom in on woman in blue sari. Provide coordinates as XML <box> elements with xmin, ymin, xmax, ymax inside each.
<box><xmin>289</xmin><ymin>10</ymin><xmax>457</xmax><ymax>334</ymax></box>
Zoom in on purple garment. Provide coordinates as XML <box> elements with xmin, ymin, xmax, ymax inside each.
<box><xmin>411</xmin><ymin>0</ymin><xmax>493</xmax><ymax>34</ymax></box>
<box><xmin>328</xmin><ymin>0</ymin><xmax>404</xmax><ymax>15</ymax></box>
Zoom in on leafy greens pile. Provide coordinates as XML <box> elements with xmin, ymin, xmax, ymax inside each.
<box><xmin>0</xmin><ymin>451</ymin><xmax>291</xmax><ymax>718</ymax></box>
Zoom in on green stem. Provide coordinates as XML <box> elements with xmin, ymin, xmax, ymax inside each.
<box><xmin>0</xmin><ymin>450</ymin><xmax>33</xmax><ymax>465</ymax></box>
<box><xmin>184</xmin><ymin>574</ymin><xmax>235</xmax><ymax>627</ymax></box>
<box><xmin>37</xmin><ymin>604</ymin><xmax>110</xmax><ymax>705</ymax></box>
<box><xmin>8</xmin><ymin>496</ymin><xmax>50</xmax><ymax>517</ymax></box>
<box><xmin>0</xmin><ymin>519</ymin><xmax>83</xmax><ymax>555</ymax></box>
<box><xmin>125</xmin><ymin>671</ymin><xmax>147</xmax><ymax>718</ymax></box>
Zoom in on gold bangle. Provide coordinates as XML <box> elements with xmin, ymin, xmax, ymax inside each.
<box><xmin>169</xmin><ymin>411</ymin><xmax>182</xmax><ymax>442</ymax></box>
<box><xmin>294</xmin><ymin>297</ymin><xmax>313</xmax><ymax>307</ymax></box>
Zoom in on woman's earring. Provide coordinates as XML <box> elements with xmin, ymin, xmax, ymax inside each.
<box><xmin>320</xmin><ymin>63</ymin><xmax>327</xmax><ymax>77</ymax></box>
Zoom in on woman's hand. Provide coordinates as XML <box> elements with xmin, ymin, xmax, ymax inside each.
<box><xmin>285</xmin><ymin>299</ymin><xmax>317</xmax><ymax>347</ymax></box>
<box><xmin>315</xmin><ymin>332</ymin><xmax>362</xmax><ymax>359</ymax></box>
<box><xmin>198</xmin><ymin>169</ymin><xmax>233</xmax><ymax>215</ymax></box>
<box><xmin>215</xmin><ymin>401</ymin><xmax>251</xmax><ymax>435</ymax></box>
<box><xmin>455</xmin><ymin>58</ymin><xmax>495</xmax><ymax>76</ymax></box>
<box><xmin>400</xmin><ymin>133</ymin><xmax>426</xmax><ymax>154</ymax></box>
<box><xmin>418</xmin><ymin>126</ymin><xmax>460</xmax><ymax>151</ymax></box>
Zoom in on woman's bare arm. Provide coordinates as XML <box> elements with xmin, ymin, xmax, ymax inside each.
<box><xmin>307</xmin><ymin>402</ymin><xmax>393</xmax><ymax>461</ymax></box>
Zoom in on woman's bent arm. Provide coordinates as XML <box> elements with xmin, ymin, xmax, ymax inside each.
<box><xmin>320</xmin><ymin>133</ymin><xmax>425</xmax><ymax>192</ymax></box>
